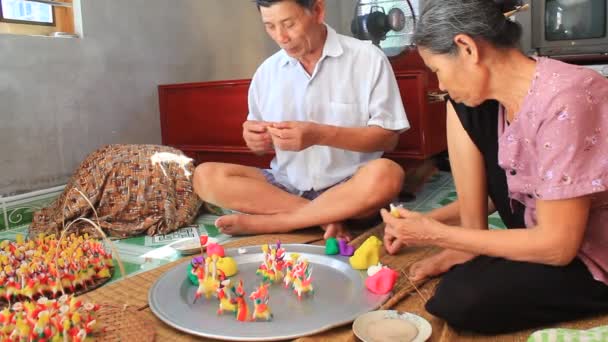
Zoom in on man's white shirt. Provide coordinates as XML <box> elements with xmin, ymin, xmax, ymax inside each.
<box><xmin>247</xmin><ymin>24</ymin><xmax>409</xmax><ymax>191</ymax></box>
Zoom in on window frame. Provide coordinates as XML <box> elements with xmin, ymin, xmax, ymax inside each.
<box><xmin>0</xmin><ymin>0</ymin><xmax>56</xmax><ymax>26</ymax></box>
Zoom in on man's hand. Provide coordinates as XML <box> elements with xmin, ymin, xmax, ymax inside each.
<box><xmin>266</xmin><ymin>121</ymin><xmax>324</xmax><ymax>151</ymax></box>
<box><xmin>243</xmin><ymin>121</ymin><xmax>273</xmax><ymax>154</ymax></box>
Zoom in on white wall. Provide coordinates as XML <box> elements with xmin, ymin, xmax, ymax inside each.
<box><xmin>0</xmin><ymin>0</ymin><xmax>350</xmax><ymax>195</ymax></box>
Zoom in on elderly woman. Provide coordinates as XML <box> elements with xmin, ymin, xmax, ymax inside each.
<box><xmin>381</xmin><ymin>0</ymin><xmax>608</xmax><ymax>334</ymax></box>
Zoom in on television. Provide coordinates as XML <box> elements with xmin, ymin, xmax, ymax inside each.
<box><xmin>532</xmin><ymin>0</ymin><xmax>608</xmax><ymax>57</ymax></box>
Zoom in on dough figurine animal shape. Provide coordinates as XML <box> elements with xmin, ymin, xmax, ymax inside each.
<box><xmin>249</xmin><ymin>283</ymin><xmax>273</xmax><ymax>321</ymax></box>
<box><xmin>231</xmin><ymin>280</ymin><xmax>250</xmax><ymax>322</ymax></box>
<box><xmin>216</xmin><ymin>279</ymin><xmax>237</xmax><ymax>315</ymax></box>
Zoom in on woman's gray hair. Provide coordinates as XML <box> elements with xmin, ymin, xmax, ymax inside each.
<box><xmin>414</xmin><ymin>0</ymin><xmax>523</xmax><ymax>55</ymax></box>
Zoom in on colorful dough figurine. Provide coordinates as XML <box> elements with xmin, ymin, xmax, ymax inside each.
<box><xmin>216</xmin><ymin>279</ymin><xmax>237</xmax><ymax>315</ymax></box>
<box><xmin>256</xmin><ymin>241</ymin><xmax>286</xmax><ymax>283</ymax></box>
<box><xmin>0</xmin><ymin>233</ymin><xmax>113</xmax><ymax>305</ymax></box>
<box><xmin>289</xmin><ymin>259</ymin><xmax>314</xmax><ymax>300</ymax></box>
<box><xmin>193</xmin><ymin>255</ymin><xmax>222</xmax><ymax>303</ymax></box>
<box><xmin>249</xmin><ymin>283</ymin><xmax>273</xmax><ymax>321</ymax></box>
<box><xmin>231</xmin><ymin>280</ymin><xmax>250</xmax><ymax>322</ymax></box>
<box><xmin>0</xmin><ymin>295</ymin><xmax>102</xmax><ymax>341</ymax></box>
<box><xmin>283</xmin><ymin>253</ymin><xmax>300</xmax><ymax>289</ymax></box>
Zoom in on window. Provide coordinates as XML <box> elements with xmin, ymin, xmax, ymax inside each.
<box><xmin>0</xmin><ymin>0</ymin><xmax>54</xmax><ymax>25</ymax></box>
<box><xmin>0</xmin><ymin>0</ymin><xmax>75</xmax><ymax>36</ymax></box>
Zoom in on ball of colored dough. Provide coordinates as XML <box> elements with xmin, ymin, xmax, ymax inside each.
<box><xmin>206</xmin><ymin>243</ymin><xmax>225</xmax><ymax>257</ymax></box>
<box><xmin>325</xmin><ymin>237</ymin><xmax>339</xmax><ymax>255</ymax></box>
<box><xmin>217</xmin><ymin>257</ymin><xmax>238</xmax><ymax>277</ymax></box>
<box><xmin>187</xmin><ymin>263</ymin><xmax>199</xmax><ymax>286</ymax></box>
<box><xmin>365</xmin><ymin>267</ymin><xmax>399</xmax><ymax>294</ymax></box>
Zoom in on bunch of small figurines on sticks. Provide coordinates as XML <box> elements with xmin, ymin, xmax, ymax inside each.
<box><xmin>189</xmin><ymin>241</ymin><xmax>316</xmax><ymax>323</ymax></box>
<box><xmin>0</xmin><ymin>234</ymin><xmax>113</xmax><ymax>306</ymax></box>
<box><xmin>0</xmin><ymin>294</ymin><xmax>102</xmax><ymax>341</ymax></box>
<box><xmin>257</xmin><ymin>242</ymin><xmax>314</xmax><ymax>300</ymax></box>
<box><xmin>282</xmin><ymin>253</ymin><xmax>314</xmax><ymax>300</ymax></box>
<box><xmin>189</xmin><ymin>249</ymin><xmax>273</xmax><ymax>322</ymax></box>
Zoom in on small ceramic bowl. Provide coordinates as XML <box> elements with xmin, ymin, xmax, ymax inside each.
<box><xmin>352</xmin><ymin>310</ymin><xmax>432</xmax><ymax>342</ymax></box>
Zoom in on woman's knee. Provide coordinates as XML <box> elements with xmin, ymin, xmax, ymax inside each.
<box><xmin>425</xmin><ymin>271</ymin><xmax>503</xmax><ymax>333</ymax></box>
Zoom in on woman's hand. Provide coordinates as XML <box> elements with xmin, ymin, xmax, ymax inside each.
<box><xmin>383</xmin><ymin>230</ymin><xmax>404</xmax><ymax>255</ymax></box>
<box><xmin>380</xmin><ymin>207</ymin><xmax>440</xmax><ymax>247</ymax></box>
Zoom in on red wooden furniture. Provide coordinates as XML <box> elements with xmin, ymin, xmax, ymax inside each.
<box><xmin>159</xmin><ymin>50</ymin><xmax>446</xmax><ymax>168</ymax></box>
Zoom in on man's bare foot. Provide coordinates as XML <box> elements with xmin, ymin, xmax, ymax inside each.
<box><xmin>215</xmin><ymin>214</ymin><xmax>255</xmax><ymax>235</ymax></box>
<box><xmin>408</xmin><ymin>249</ymin><xmax>476</xmax><ymax>281</ymax></box>
<box><xmin>321</xmin><ymin>222</ymin><xmax>351</xmax><ymax>241</ymax></box>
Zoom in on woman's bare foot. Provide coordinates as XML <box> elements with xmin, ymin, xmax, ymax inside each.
<box><xmin>321</xmin><ymin>222</ymin><xmax>351</xmax><ymax>241</ymax></box>
<box><xmin>408</xmin><ymin>249</ymin><xmax>476</xmax><ymax>281</ymax></box>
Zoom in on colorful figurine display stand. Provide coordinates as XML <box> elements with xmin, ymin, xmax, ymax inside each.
<box><xmin>0</xmin><ymin>294</ymin><xmax>102</xmax><ymax>341</ymax></box>
<box><xmin>0</xmin><ymin>233</ymin><xmax>113</xmax><ymax>306</ymax></box>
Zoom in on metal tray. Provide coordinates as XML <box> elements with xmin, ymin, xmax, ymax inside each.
<box><xmin>148</xmin><ymin>244</ymin><xmax>390</xmax><ymax>341</ymax></box>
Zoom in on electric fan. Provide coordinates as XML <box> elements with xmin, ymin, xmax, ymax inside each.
<box><xmin>351</xmin><ymin>0</ymin><xmax>417</xmax><ymax>57</ymax></box>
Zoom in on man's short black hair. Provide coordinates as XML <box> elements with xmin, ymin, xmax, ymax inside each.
<box><xmin>255</xmin><ymin>0</ymin><xmax>316</xmax><ymax>10</ymax></box>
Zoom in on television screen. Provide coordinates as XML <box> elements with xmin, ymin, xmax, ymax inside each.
<box><xmin>545</xmin><ymin>0</ymin><xmax>606</xmax><ymax>41</ymax></box>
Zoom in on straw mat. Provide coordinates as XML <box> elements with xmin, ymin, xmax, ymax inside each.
<box><xmin>306</xmin><ymin>224</ymin><xmax>608</xmax><ymax>342</ymax></box>
<box><xmin>98</xmin><ymin>304</ymin><xmax>156</xmax><ymax>342</ymax></box>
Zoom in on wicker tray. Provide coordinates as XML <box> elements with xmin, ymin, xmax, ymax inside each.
<box><xmin>0</xmin><ymin>268</ymin><xmax>114</xmax><ymax>309</ymax></box>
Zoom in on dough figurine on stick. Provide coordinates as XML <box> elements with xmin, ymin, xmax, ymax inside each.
<box><xmin>216</xmin><ymin>279</ymin><xmax>237</xmax><ymax>315</ymax></box>
<box><xmin>289</xmin><ymin>259</ymin><xmax>314</xmax><ymax>300</ymax></box>
<box><xmin>249</xmin><ymin>283</ymin><xmax>273</xmax><ymax>321</ymax></box>
<box><xmin>256</xmin><ymin>241</ymin><xmax>286</xmax><ymax>283</ymax></box>
<box><xmin>231</xmin><ymin>280</ymin><xmax>250</xmax><ymax>322</ymax></box>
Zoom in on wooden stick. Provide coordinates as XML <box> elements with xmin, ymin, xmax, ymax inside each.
<box><xmin>380</xmin><ymin>275</ymin><xmax>429</xmax><ymax>310</ymax></box>
<box><xmin>504</xmin><ymin>4</ymin><xmax>530</xmax><ymax>18</ymax></box>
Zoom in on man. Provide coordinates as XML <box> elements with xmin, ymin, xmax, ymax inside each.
<box><xmin>193</xmin><ymin>0</ymin><xmax>409</xmax><ymax>239</ymax></box>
